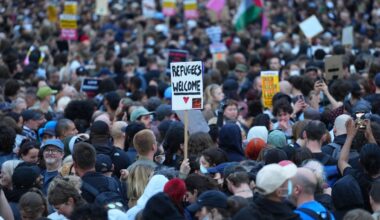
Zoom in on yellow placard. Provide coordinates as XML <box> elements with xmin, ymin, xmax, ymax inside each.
<box><xmin>261</xmin><ymin>71</ymin><xmax>280</xmax><ymax>108</ymax></box>
<box><xmin>60</xmin><ymin>20</ymin><xmax>78</xmax><ymax>29</ymax></box>
<box><xmin>184</xmin><ymin>3</ymin><xmax>197</xmax><ymax>10</ymax></box>
<box><xmin>63</xmin><ymin>2</ymin><xmax>78</xmax><ymax>15</ymax></box>
<box><xmin>47</xmin><ymin>5</ymin><xmax>57</xmax><ymax>22</ymax></box>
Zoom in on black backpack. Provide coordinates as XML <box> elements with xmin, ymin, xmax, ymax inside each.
<box><xmin>81</xmin><ymin>177</ymin><xmax>125</xmax><ymax>209</ymax></box>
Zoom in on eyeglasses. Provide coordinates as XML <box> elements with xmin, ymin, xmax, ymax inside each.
<box><xmin>44</xmin><ymin>149</ymin><xmax>61</xmax><ymax>154</ymax></box>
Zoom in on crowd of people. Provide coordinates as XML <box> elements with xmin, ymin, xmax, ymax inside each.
<box><xmin>0</xmin><ymin>0</ymin><xmax>380</xmax><ymax>220</ymax></box>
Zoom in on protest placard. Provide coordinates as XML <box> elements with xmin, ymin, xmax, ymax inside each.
<box><xmin>324</xmin><ymin>55</ymin><xmax>343</xmax><ymax>81</ymax></box>
<box><xmin>299</xmin><ymin>15</ymin><xmax>324</xmax><ymax>39</ymax></box>
<box><xmin>47</xmin><ymin>5</ymin><xmax>58</xmax><ymax>23</ymax></box>
<box><xmin>81</xmin><ymin>78</ymin><xmax>101</xmax><ymax>93</ymax></box>
<box><xmin>142</xmin><ymin>0</ymin><xmax>156</xmax><ymax>18</ymax></box>
<box><xmin>184</xmin><ymin>0</ymin><xmax>198</xmax><ymax>19</ymax></box>
<box><xmin>60</xmin><ymin>1</ymin><xmax>78</xmax><ymax>40</ymax></box>
<box><xmin>166</xmin><ymin>49</ymin><xmax>188</xmax><ymax>74</ymax></box>
<box><xmin>95</xmin><ymin>0</ymin><xmax>109</xmax><ymax>16</ymax></box>
<box><xmin>163</xmin><ymin>0</ymin><xmax>176</xmax><ymax>16</ymax></box>
<box><xmin>171</xmin><ymin>61</ymin><xmax>203</xmax><ymax>111</ymax></box>
<box><xmin>206</xmin><ymin>26</ymin><xmax>222</xmax><ymax>43</ymax></box>
<box><xmin>342</xmin><ymin>26</ymin><xmax>354</xmax><ymax>46</ymax></box>
<box><xmin>261</xmin><ymin>71</ymin><xmax>280</xmax><ymax>109</ymax></box>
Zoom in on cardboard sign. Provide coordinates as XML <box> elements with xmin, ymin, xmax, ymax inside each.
<box><xmin>60</xmin><ymin>1</ymin><xmax>78</xmax><ymax>40</ymax></box>
<box><xmin>95</xmin><ymin>0</ymin><xmax>109</xmax><ymax>16</ymax></box>
<box><xmin>261</xmin><ymin>71</ymin><xmax>280</xmax><ymax>108</ymax></box>
<box><xmin>212</xmin><ymin>52</ymin><xmax>226</xmax><ymax>67</ymax></box>
<box><xmin>175</xmin><ymin>110</ymin><xmax>210</xmax><ymax>134</ymax></box>
<box><xmin>166</xmin><ymin>49</ymin><xmax>188</xmax><ymax>74</ymax></box>
<box><xmin>299</xmin><ymin>15</ymin><xmax>324</xmax><ymax>39</ymax></box>
<box><xmin>324</xmin><ymin>55</ymin><xmax>343</xmax><ymax>81</ymax></box>
<box><xmin>171</xmin><ymin>61</ymin><xmax>203</xmax><ymax>110</ymax></box>
<box><xmin>342</xmin><ymin>26</ymin><xmax>354</xmax><ymax>46</ymax></box>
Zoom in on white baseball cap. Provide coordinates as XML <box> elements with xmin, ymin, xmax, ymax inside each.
<box><xmin>255</xmin><ymin>162</ymin><xmax>297</xmax><ymax>195</ymax></box>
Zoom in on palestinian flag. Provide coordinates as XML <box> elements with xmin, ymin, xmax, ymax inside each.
<box><xmin>233</xmin><ymin>0</ymin><xmax>263</xmax><ymax>31</ymax></box>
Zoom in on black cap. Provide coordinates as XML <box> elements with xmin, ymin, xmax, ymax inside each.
<box><xmin>76</xmin><ymin>66</ymin><xmax>89</xmax><ymax>76</ymax></box>
<box><xmin>187</xmin><ymin>190</ymin><xmax>228</xmax><ymax>213</ymax></box>
<box><xmin>95</xmin><ymin>154</ymin><xmax>113</xmax><ymax>173</ymax></box>
<box><xmin>21</xmin><ymin>110</ymin><xmax>44</xmax><ymax>121</ymax></box>
<box><xmin>12</xmin><ymin>166</ymin><xmax>40</xmax><ymax>189</ymax></box>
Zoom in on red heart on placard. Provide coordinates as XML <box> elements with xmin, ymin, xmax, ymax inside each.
<box><xmin>183</xmin><ymin>97</ymin><xmax>189</xmax><ymax>103</ymax></box>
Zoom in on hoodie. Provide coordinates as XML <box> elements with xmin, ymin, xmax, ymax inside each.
<box><xmin>126</xmin><ymin>175</ymin><xmax>169</xmax><ymax>220</ymax></box>
<box><xmin>247</xmin><ymin>126</ymin><xmax>269</xmax><ymax>143</ymax></box>
<box><xmin>233</xmin><ymin>194</ymin><xmax>300</xmax><ymax>220</ymax></box>
<box><xmin>219</xmin><ymin>123</ymin><xmax>245</xmax><ymax>162</ymax></box>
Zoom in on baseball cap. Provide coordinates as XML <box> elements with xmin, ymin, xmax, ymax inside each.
<box><xmin>122</xmin><ymin>58</ymin><xmax>135</xmax><ymax>65</ymax></box>
<box><xmin>155</xmin><ymin>104</ymin><xmax>173</xmax><ymax>121</ymax></box>
<box><xmin>37</xmin><ymin>86</ymin><xmax>57</xmax><ymax>99</ymax></box>
<box><xmin>95</xmin><ymin>154</ymin><xmax>113</xmax><ymax>173</ymax></box>
<box><xmin>21</xmin><ymin>109</ymin><xmax>44</xmax><ymax>121</ymax></box>
<box><xmin>130</xmin><ymin>107</ymin><xmax>154</xmax><ymax>122</ymax></box>
<box><xmin>164</xmin><ymin>87</ymin><xmax>172</xmax><ymax>100</ymax></box>
<box><xmin>97</xmin><ymin>68</ymin><xmax>116</xmax><ymax>78</ymax></box>
<box><xmin>255</xmin><ymin>163</ymin><xmax>297</xmax><ymax>195</ymax></box>
<box><xmin>234</xmin><ymin>64</ymin><xmax>248</xmax><ymax>73</ymax></box>
<box><xmin>76</xmin><ymin>66</ymin><xmax>89</xmax><ymax>76</ymax></box>
<box><xmin>40</xmin><ymin>139</ymin><xmax>64</xmax><ymax>152</ymax></box>
<box><xmin>187</xmin><ymin>190</ymin><xmax>228</xmax><ymax>213</ymax></box>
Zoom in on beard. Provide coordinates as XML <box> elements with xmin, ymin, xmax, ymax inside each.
<box><xmin>44</xmin><ymin>157</ymin><xmax>59</xmax><ymax>165</ymax></box>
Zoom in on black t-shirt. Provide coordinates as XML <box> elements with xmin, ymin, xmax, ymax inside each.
<box><xmin>312</xmin><ymin>152</ymin><xmax>337</xmax><ymax>166</ymax></box>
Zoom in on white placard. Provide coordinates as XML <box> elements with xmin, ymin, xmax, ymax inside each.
<box><xmin>171</xmin><ymin>61</ymin><xmax>203</xmax><ymax>110</ymax></box>
<box><xmin>299</xmin><ymin>15</ymin><xmax>324</xmax><ymax>39</ymax></box>
<box><xmin>96</xmin><ymin>0</ymin><xmax>109</xmax><ymax>16</ymax></box>
<box><xmin>342</xmin><ymin>26</ymin><xmax>354</xmax><ymax>46</ymax></box>
<box><xmin>142</xmin><ymin>0</ymin><xmax>156</xmax><ymax>18</ymax></box>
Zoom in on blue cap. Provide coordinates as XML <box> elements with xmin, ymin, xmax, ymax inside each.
<box><xmin>187</xmin><ymin>190</ymin><xmax>227</xmax><ymax>213</ymax></box>
<box><xmin>41</xmin><ymin>139</ymin><xmax>64</xmax><ymax>152</ymax></box>
<box><xmin>164</xmin><ymin>87</ymin><xmax>172</xmax><ymax>99</ymax></box>
<box><xmin>207</xmin><ymin>162</ymin><xmax>235</xmax><ymax>174</ymax></box>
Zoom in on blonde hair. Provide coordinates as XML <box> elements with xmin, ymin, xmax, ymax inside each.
<box><xmin>126</xmin><ymin>164</ymin><xmax>154</xmax><ymax>207</ymax></box>
<box><xmin>204</xmin><ymin>84</ymin><xmax>222</xmax><ymax>110</ymax></box>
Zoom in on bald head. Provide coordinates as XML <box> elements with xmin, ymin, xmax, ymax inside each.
<box><xmin>334</xmin><ymin>114</ymin><xmax>351</xmax><ymax>136</ymax></box>
<box><xmin>111</xmin><ymin>121</ymin><xmax>127</xmax><ymax>139</ymax></box>
<box><xmin>294</xmin><ymin>168</ymin><xmax>318</xmax><ymax>195</ymax></box>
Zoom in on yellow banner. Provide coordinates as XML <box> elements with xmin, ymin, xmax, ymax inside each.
<box><xmin>47</xmin><ymin>5</ymin><xmax>57</xmax><ymax>22</ymax></box>
<box><xmin>261</xmin><ymin>71</ymin><xmax>280</xmax><ymax>108</ymax></box>
<box><xmin>163</xmin><ymin>2</ymin><xmax>175</xmax><ymax>7</ymax></box>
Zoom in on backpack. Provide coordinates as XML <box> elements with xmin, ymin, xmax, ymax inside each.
<box><xmin>327</xmin><ymin>142</ymin><xmax>360</xmax><ymax>160</ymax></box>
<box><xmin>81</xmin><ymin>177</ymin><xmax>125</xmax><ymax>209</ymax></box>
<box><xmin>297</xmin><ymin>207</ymin><xmax>332</xmax><ymax>220</ymax></box>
